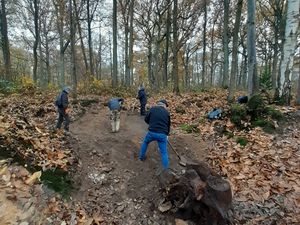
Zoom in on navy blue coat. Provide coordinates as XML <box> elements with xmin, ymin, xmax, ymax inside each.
<box><xmin>56</xmin><ymin>91</ymin><xmax>69</xmax><ymax>109</ymax></box>
<box><xmin>138</xmin><ymin>88</ymin><xmax>147</xmax><ymax>105</ymax></box>
<box><xmin>145</xmin><ymin>105</ymin><xmax>170</xmax><ymax>135</ymax></box>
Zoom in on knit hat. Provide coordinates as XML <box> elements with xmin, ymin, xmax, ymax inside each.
<box><xmin>158</xmin><ymin>99</ymin><xmax>168</xmax><ymax>107</ymax></box>
<box><xmin>63</xmin><ymin>86</ymin><xmax>71</xmax><ymax>93</ymax></box>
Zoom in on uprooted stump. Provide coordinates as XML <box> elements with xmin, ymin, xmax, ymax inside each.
<box><xmin>158</xmin><ymin>160</ymin><xmax>232</xmax><ymax>225</ymax></box>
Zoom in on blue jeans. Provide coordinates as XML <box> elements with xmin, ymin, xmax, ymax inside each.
<box><xmin>139</xmin><ymin>131</ymin><xmax>169</xmax><ymax>169</ymax></box>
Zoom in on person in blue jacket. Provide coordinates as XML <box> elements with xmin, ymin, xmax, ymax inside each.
<box><xmin>55</xmin><ymin>87</ymin><xmax>71</xmax><ymax>132</ymax></box>
<box><xmin>137</xmin><ymin>85</ymin><xmax>147</xmax><ymax>116</ymax></box>
<box><xmin>107</xmin><ymin>97</ymin><xmax>124</xmax><ymax>132</ymax></box>
<box><xmin>139</xmin><ymin>99</ymin><xmax>171</xmax><ymax>170</ymax></box>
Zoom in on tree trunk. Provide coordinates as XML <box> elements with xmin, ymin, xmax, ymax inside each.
<box><xmin>74</xmin><ymin>0</ymin><xmax>88</xmax><ymax>72</ymax></box>
<box><xmin>278</xmin><ymin>0</ymin><xmax>299</xmax><ymax>104</ymax></box>
<box><xmin>147</xmin><ymin>41</ymin><xmax>154</xmax><ymax>88</ymax></box>
<box><xmin>247</xmin><ymin>0</ymin><xmax>259</xmax><ymax>97</ymax></box>
<box><xmin>0</xmin><ymin>0</ymin><xmax>11</xmax><ymax>81</ymax></box>
<box><xmin>112</xmin><ymin>0</ymin><xmax>118</xmax><ymax>87</ymax></box>
<box><xmin>124</xmin><ymin>23</ymin><xmax>130</xmax><ymax>86</ymax></box>
<box><xmin>128</xmin><ymin>0</ymin><xmax>134</xmax><ymax>86</ymax></box>
<box><xmin>296</xmin><ymin>62</ymin><xmax>300</xmax><ymax>105</ymax></box>
<box><xmin>163</xmin><ymin>0</ymin><xmax>171</xmax><ymax>88</ymax></box>
<box><xmin>228</xmin><ymin>0</ymin><xmax>243</xmax><ymax>102</ymax></box>
<box><xmin>222</xmin><ymin>0</ymin><xmax>229</xmax><ymax>88</ymax></box>
<box><xmin>33</xmin><ymin>0</ymin><xmax>40</xmax><ymax>84</ymax></box>
<box><xmin>172</xmin><ymin>0</ymin><xmax>179</xmax><ymax>95</ymax></box>
<box><xmin>201</xmin><ymin>1</ymin><xmax>207</xmax><ymax>88</ymax></box>
<box><xmin>87</xmin><ymin>0</ymin><xmax>94</xmax><ymax>76</ymax></box>
<box><xmin>70</xmin><ymin>0</ymin><xmax>77</xmax><ymax>98</ymax></box>
<box><xmin>45</xmin><ymin>34</ymin><xmax>51</xmax><ymax>85</ymax></box>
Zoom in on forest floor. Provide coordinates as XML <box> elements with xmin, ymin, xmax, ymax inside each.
<box><xmin>0</xmin><ymin>90</ymin><xmax>299</xmax><ymax>225</ymax></box>
<box><xmin>69</xmin><ymin>103</ymin><xmax>208</xmax><ymax>225</ymax></box>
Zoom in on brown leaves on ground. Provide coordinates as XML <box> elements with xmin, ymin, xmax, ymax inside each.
<box><xmin>126</xmin><ymin>89</ymin><xmax>300</xmax><ymax>224</ymax></box>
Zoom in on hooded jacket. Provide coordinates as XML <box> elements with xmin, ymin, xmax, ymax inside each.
<box><xmin>137</xmin><ymin>88</ymin><xmax>147</xmax><ymax>105</ymax></box>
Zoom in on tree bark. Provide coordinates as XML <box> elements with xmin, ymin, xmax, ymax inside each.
<box><xmin>163</xmin><ymin>0</ymin><xmax>171</xmax><ymax>88</ymax></box>
<box><xmin>112</xmin><ymin>0</ymin><xmax>118</xmax><ymax>87</ymax></box>
<box><xmin>201</xmin><ymin>0</ymin><xmax>207</xmax><ymax>88</ymax></box>
<box><xmin>128</xmin><ymin>0</ymin><xmax>134</xmax><ymax>86</ymax></box>
<box><xmin>222</xmin><ymin>0</ymin><xmax>229</xmax><ymax>88</ymax></box>
<box><xmin>87</xmin><ymin>0</ymin><xmax>94</xmax><ymax>76</ymax></box>
<box><xmin>228</xmin><ymin>0</ymin><xmax>243</xmax><ymax>102</ymax></box>
<box><xmin>0</xmin><ymin>0</ymin><xmax>11</xmax><ymax>81</ymax></box>
<box><xmin>172</xmin><ymin>0</ymin><xmax>179</xmax><ymax>95</ymax></box>
<box><xmin>278</xmin><ymin>0</ymin><xmax>299</xmax><ymax>104</ymax></box>
<box><xmin>33</xmin><ymin>0</ymin><xmax>40</xmax><ymax>84</ymax></box>
<box><xmin>296</xmin><ymin>62</ymin><xmax>300</xmax><ymax>105</ymax></box>
<box><xmin>70</xmin><ymin>0</ymin><xmax>77</xmax><ymax>97</ymax></box>
<box><xmin>247</xmin><ymin>0</ymin><xmax>259</xmax><ymax>97</ymax></box>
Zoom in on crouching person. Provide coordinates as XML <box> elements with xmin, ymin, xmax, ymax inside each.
<box><xmin>107</xmin><ymin>97</ymin><xmax>124</xmax><ymax>133</ymax></box>
<box><xmin>139</xmin><ymin>99</ymin><xmax>171</xmax><ymax>170</ymax></box>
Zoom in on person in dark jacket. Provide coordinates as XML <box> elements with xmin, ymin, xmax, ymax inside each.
<box><xmin>107</xmin><ymin>97</ymin><xmax>124</xmax><ymax>132</ymax></box>
<box><xmin>137</xmin><ymin>85</ymin><xmax>147</xmax><ymax>116</ymax></box>
<box><xmin>55</xmin><ymin>87</ymin><xmax>71</xmax><ymax>131</ymax></box>
<box><xmin>139</xmin><ymin>99</ymin><xmax>171</xmax><ymax>170</ymax></box>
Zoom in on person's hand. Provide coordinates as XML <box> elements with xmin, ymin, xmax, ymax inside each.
<box><xmin>65</xmin><ymin>108</ymin><xmax>71</xmax><ymax>114</ymax></box>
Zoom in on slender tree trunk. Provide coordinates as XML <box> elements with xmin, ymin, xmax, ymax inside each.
<box><xmin>45</xmin><ymin>35</ymin><xmax>51</xmax><ymax>85</ymax></box>
<box><xmin>96</xmin><ymin>28</ymin><xmax>102</xmax><ymax>79</ymax></box>
<box><xmin>228</xmin><ymin>0</ymin><xmax>243</xmax><ymax>101</ymax></box>
<box><xmin>0</xmin><ymin>0</ymin><xmax>11</xmax><ymax>81</ymax></box>
<box><xmin>222</xmin><ymin>0</ymin><xmax>229</xmax><ymax>88</ymax></box>
<box><xmin>147</xmin><ymin>41</ymin><xmax>154</xmax><ymax>88</ymax></box>
<box><xmin>128</xmin><ymin>0</ymin><xmax>134</xmax><ymax>86</ymax></box>
<box><xmin>278</xmin><ymin>0</ymin><xmax>299</xmax><ymax>104</ymax></box>
<box><xmin>87</xmin><ymin>0</ymin><xmax>94</xmax><ymax>76</ymax></box>
<box><xmin>210</xmin><ymin>18</ymin><xmax>216</xmax><ymax>86</ymax></box>
<box><xmin>112</xmin><ymin>0</ymin><xmax>118</xmax><ymax>87</ymax></box>
<box><xmin>172</xmin><ymin>0</ymin><xmax>179</xmax><ymax>95</ymax></box>
<box><xmin>202</xmin><ymin>0</ymin><xmax>207</xmax><ymax>88</ymax></box>
<box><xmin>70</xmin><ymin>0</ymin><xmax>77</xmax><ymax>97</ymax></box>
<box><xmin>296</xmin><ymin>62</ymin><xmax>300</xmax><ymax>105</ymax></box>
<box><xmin>247</xmin><ymin>0</ymin><xmax>259</xmax><ymax>97</ymax></box>
<box><xmin>33</xmin><ymin>0</ymin><xmax>40</xmax><ymax>84</ymax></box>
<box><xmin>74</xmin><ymin>0</ymin><xmax>88</xmax><ymax>72</ymax></box>
<box><xmin>124</xmin><ymin>24</ymin><xmax>130</xmax><ymax>86</ymax></box>
<box><xmin>163</xmin><ymin>0</ymin><xmax>171</xmax><ymax>88</ymax></box>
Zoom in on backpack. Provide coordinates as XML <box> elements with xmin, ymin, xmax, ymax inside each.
<box><xmin>207</xmin><ymin>108</ymin><xmax>222</xmax><ymax>120</ymax></box>
<box><xmin>55</xmin><ymin>93</ymin><xmax>63</xmax><ymax>107</ymax></box>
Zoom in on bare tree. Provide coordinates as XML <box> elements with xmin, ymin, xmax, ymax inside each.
<box><xmin>247</xmin><ymin>0</ymin><xmax>259</xmax><ymax>97</ymax></box>
<box><xmin>222</xmin><ymin>0</ymin><xmax>229</xmax><ymax>88</ymax></box>
<box><xmin>0</xmin><ymin>0</ymin><xmax>11</xmax><ymax>81</ymax></box>
<box><xmin>228</xmin><ymin>0</ymin><xmax>243</xmax><ymax>102</ymax></box>
<box><xmin>112</xmin><ymin>0</ymin><xmax>118</xmax><ymax>87</ymax></box>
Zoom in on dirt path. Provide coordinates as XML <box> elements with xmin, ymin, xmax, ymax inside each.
<box><xmin>70</xmin><ymin>103</ymin><xmax>207</xmax><ymax>225</ymax></box>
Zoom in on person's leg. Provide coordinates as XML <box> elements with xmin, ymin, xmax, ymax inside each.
<box><xmin>157</xmin><ymin>134</ymin><xmax>169</xmax><ymax>169</ymax></box>
<box><xmin>63</xmin><ymin>113</ymin><xmax>70</xmax><ymax>131</ymax></box>
<box><xmin>56</xmin><ymin>109</ymin><xmax>63</xmax><ymax>129</ymax></box>
<box><xmin>139</xmin><ymin>132</ymin><xmax>154</xmax><ymax>160</ymax></box>
<box><xmin>115</xmin><ymin>111</ymin><xmax>120</xmax><ymax>132</ymax></box>
<box><xmin>141</xmin><ymin>103</ymin><xmax>146</xmax><ymax>115</ymax></box>
<box><xmin>110</xmin><ymin>110</ymin><xmax>115</xmax><ymax>132</ymax></box>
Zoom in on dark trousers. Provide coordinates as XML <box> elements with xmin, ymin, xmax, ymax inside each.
<box><xmin>140</xmin><ymin>103</ymin><xmax>146</xmax><ymax>115</ymax></box>
<box><xmin>56</xmin><ymin>108</ymin><xmax>70</xmax><ymax>131</ymax></box>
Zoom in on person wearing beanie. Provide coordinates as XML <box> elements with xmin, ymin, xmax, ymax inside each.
<box><xmin>55</xmin><ymin>86</ymin><xmax>71</xmax><ymax>132</ymax></box>
<box><xmin>137</xmin><ymin>85</ymin><xmax>147</xmax><ymax>116</ymax></box>
<box><xmin>107</xmin><ymin>97</ymin><xmax>124</xmax><ymax>132</ymax></box>
<box><xmin>139</xmin><ymin>99</ymin><xmax>171</xmax><ymax>170</ymax></box>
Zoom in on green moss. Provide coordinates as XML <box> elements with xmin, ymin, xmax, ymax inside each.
<box><xmin>175</xmin><ymin>105</ymin><xmax>186</xmax><ymax>114</ymax></box>
<box><xmin>247</xmin><ymin>95</ymin><xmax>266</xmax><ymax>120</ymax></box>
<box><xmin>180</xmin><ymin>124</ymin><xmax>200</xmax><ymax>133</ymax></box>
<box><xmin>230</xmin><ymin>103</ymin><xmax>247</xmax><ymax>127</ymax></box>
<box><xmin>224</xmin><ymin>131</ymin><xmax>234</xmax><ymax>138</ymax></box>
<box><xmin>266</xmin><ymin>107</ymin><xmax>284</xmax><ymax>120</ymax></box>
<box><xmin>236</xmin><ymin>136</ymin><xmax>248</xmax><ymax>147</ymax></box>
<box><xmin>252</xmin><ymin>118</ymin><xmax>275</xmax><ymax>133</ymax></box>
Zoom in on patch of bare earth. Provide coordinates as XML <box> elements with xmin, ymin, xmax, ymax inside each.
<box><xmin>70</xmin><ymin>103</ymin><xmax>208</xmax><ymax>225</ymax></box>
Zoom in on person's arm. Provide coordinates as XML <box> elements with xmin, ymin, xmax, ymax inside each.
<box><xmin>62</xmin><ymin>93</ymin><xmax>69</xmax><ymax>109</ymax></box>
<box><xmin>144</xmin><ymin>110</ymin><xmax>150</xmax><ymax>124</ymax></box>
<box><xmin>167</xmin><ymin>114</ymin><xmax>171</xmax><ymax>135</ymax></box>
